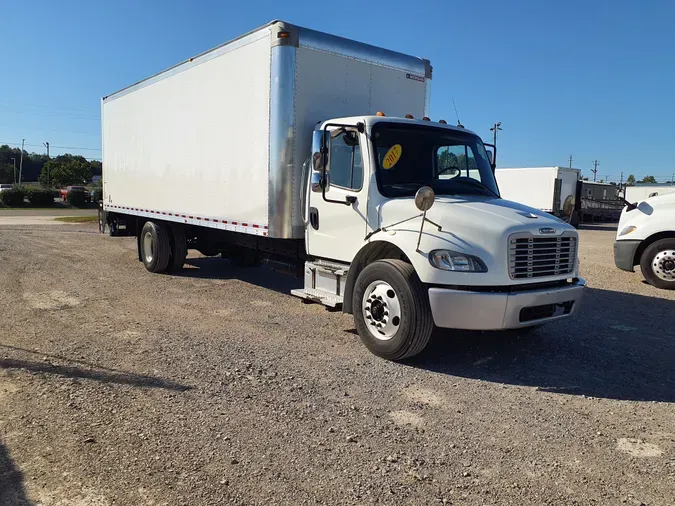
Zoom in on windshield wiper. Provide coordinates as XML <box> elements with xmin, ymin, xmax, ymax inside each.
<box><xmin>450</xmin><ymin>178</ymin><xmax>499</xmax><ymax>197</ymax></box>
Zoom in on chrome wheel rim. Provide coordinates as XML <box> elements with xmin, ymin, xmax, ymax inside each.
<box><xmin>362</xmin><ymin>281</ymin><xmax>401</xmax><ymax>341</ymax></box>
<box><xmin>652</xmin><ymin>250</ymin><xmax>675</xmax><ymax>281</ymax></box>
<box><xmin>143</xmin><ymin>231</ymin><xmax>154</xmax><ymax>264</ymax></box>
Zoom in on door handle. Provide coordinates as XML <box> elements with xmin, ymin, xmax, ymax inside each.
<box><xmin>309</xmin><ymin>207</ymin><xmax>319</xmax><ymax>230</ymax></box>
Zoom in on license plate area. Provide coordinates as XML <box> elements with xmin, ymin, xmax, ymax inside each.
<box><xmin>520</xmin><ymin>301</ymin><xmax>574</xmax><ymax>322</ymax></box>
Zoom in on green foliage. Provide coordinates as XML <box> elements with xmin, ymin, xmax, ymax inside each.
<box><xmin>39</xmin><ymin>154</ymin><xmax>93</xmax><ymax>188</ymax></box>
<box><xmin>26</xmin><ymin>188</ymin><xmax>55</xmax><ymax>207</ymax></box>
<box><xmin>642</xmin><ymin>175</ymin><xmax>657</xmax><ymax>184</ymax></box>
<box><xmin>0</xmin><ymin>186</ymin><xmax>26</xmax><ymax>207</ymax></box>
<box><xmin>66</xmin><ymin>189</ymin><xmax>87</xmax><ymax>207</ymax></box>
<box><xmin>92</xmin><ymin>187</ymin><xmax>103</xmax><ymax>202</ymax></box>
<box><xmin>626</xmin><ymin>174</ymin><xmax>636</xmax><ymax>186</ymax></box>
<box><xmin>0</xmin><ymin>163</ymin><xmax>14</xmax><ymax>184</ymax></box>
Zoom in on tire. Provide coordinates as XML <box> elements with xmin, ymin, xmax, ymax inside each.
<box><xmin>167</xmin><ymin>225</ymin><xmax>188</xmax><ymax>272</ymax></box>
<box><xmin>640</xmin><ymin>238</ymin><xmax>675</xmax><ymax>290</ymax></box>
<box><xmin>352</xmin><ymin>259</ymin><xmax>433</xmax><ymax>361</ymax></box>
<box><xmin>109</xmin><ymin>217</ymin><xmax>119</xmax><ymax>237</ymax></box>
<box><xmin>139</xmin><ymin>221</ymin><xmax>171</xmax><ymax>273</ymax></box>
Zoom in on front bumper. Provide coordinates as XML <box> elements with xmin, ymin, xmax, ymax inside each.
<box><xmin>428</xmin><ymin>278</ymin><xmax>586</xmax><ymax>330</ymax></box>
<box><xmin>614</xmin><ymin>239</ymin><xmax>641</xmax><ymax>272</ymax></box>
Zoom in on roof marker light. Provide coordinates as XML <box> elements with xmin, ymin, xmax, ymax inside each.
<box><xmin>376</xmin><ymin>111</ymin><xmax>386</xmax><ymax>116</ymax></box>
<box><xmin>439</xmin><ymin>119</ymin><xmax>447</xmax><ymax>124</ymax></box>
<box><xmin>405</xmin><ymin>114</ymin><xmax>414</xmax><ymax>119</ymax></box>
<box><xmin>422</xmin><ymin>116</ymin><xmax>431</xmax><ymax>121</ymax></box>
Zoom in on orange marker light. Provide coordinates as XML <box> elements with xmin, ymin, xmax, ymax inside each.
<box><xmin>405</xmin><ymin>114</ymin><xmax>414</xmax><ymax>119</ymax></box>
<box><xmin>376</xmin><ymin>111</ymin><xmax>386</xmax><ymax>116</ymax></box>
<box><xmin>439</xmin><ymin>119</ymin><xmax>447</xmax><ymax>124</ymax></box>
<box><xmin>278</xmin><ymin>31</ymin><xmax>290</xmax><ymax>38</ymax></box>
<box><xmin>422</xmin><ymin>116</ymin><xmax>431</xmax><ymax>121</ymax></box>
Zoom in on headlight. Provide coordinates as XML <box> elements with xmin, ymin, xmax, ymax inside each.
<box><xmin>619</xmin><ymin>225</ymin><xmax>637</xmax><ymax>237</ymax></box>
<box><xmin>429</xmin><ymin>250</ymin><xmax>487</xmax><ymax>272</ymax></box>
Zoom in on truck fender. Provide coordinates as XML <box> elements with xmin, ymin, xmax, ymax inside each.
<box><xmin>343</xmin><ymin>240</ymin><xmax>411</xmax><ymax>314</ymax></box>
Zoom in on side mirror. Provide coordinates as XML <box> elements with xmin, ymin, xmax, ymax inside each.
<box><xmin>414</xmin><ymin>186</ymin><xmax>435</xmax><ymax>211</ymax></box>
<box><xmin>311</xmin><ymin>172</ymin><xmax>330</xmax><ymax>193</ymax></box>
<box><xmin>484</xmin><ymin>142</ymin><xmax>497</xmax><ymax>171</ymax></box>
<box><xmin>312</xmin><ymin>130</ymin><xmax>327</xmax><ymax>172</ymax></box>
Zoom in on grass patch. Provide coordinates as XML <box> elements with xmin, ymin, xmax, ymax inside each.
<box><xmin>54</xmin><ymin>216</ymin><xmax>99</xmax><ymax>223</ymax></box>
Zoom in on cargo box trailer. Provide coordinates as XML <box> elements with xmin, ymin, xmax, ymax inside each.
<box><xmin>625</xmin><ymin>184</ymin><xmax>675</xmax><ymax>203</ymax></box>
<box><xmin>101</xmin><ymin>21</ymin><xmax>585</xmax><ymax>360</ymax></box>
<box><xmin>495</xmin><ymin>167</ymin><xmax>581</xmax><ymax>223</ymax></box>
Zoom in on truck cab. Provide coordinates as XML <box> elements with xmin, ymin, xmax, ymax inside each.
<box><xmin>295</xmin><ymin>114</ymin><xmax>585</xmax><ymax>359</ymax></box>
<box><xmin>614</xmin><ymin>192</ymin><xmax>675</xmax><ymax>289</ymax></box>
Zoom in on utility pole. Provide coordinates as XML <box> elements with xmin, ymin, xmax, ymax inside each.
<box><xmin>11</xmin><ymin>157</ymin><xmax>16</xmax><ymax>184</ymax></box>
<box><xmin>592</xmin><ymin>159</ymin><xmax>599</xmax><ymax>182</ymax></box>
<box><xmin>569</xmin><ymin>155</ymin><xmax>573</xmax><ymax>169</ymax></box>
<box><xmin>620</xmin><ymin>172</ymin><xmax>623</xmax><ymax>186</ymax></box>
<box><xmin>18</xmin><ymin>138</ymin><xmax>25</xmax><ymax>184</ymax></box>
<box><xmin>490</xmin><ymin>122</ymin><xmax>502</xmax><ymax>149</ymax></box>
<box><xmin>43</xmin><ymin>142</ymin><xmax>50</xmax><ymax>187</ymax></box>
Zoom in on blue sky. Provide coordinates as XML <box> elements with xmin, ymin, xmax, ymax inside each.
<box><xmin>1</xmin><ymin>0</ymin><xmax>673</xmax><ymax>181</ymax></box>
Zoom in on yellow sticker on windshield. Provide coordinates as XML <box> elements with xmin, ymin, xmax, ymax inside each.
<box><xmin>382</xmin><ymin>144</ymin><xmax>402</xmax><ymax>169</ymax></box>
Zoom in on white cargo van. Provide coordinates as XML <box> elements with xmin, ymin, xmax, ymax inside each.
<box><xmin>101</xmin><ymin>21</ymin><xmax>585</xmax><ymax>360</ymax></box>
<box><xmin>615</xmin><ymin>192</ymin><xmax>675</xmax><ymax>289</ymax></box>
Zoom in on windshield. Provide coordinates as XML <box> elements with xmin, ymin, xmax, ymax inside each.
<box><xmin>371</xmin><ymin>123</ymin><xmax>500</xmax><ymax>198</ymax></box>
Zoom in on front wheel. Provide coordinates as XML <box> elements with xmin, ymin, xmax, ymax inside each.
<box><xmin>640</xmin><ymin>238</ymin><xmax>675</xmax><ymax>289</ymax></box>
<box><xmin>352</xmin><ymin>259</ymin><xmax>433</xmax><ymax>361</ymax></box>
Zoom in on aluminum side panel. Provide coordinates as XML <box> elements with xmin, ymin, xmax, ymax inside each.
<box><xmin>102</xmin><ymin>33</ymin><xmax>271</xmax><ymax>225</ymax></box>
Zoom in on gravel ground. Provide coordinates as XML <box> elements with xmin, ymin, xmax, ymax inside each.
<box><xmin>0</xmin><ymin>223</ymin><xmax>673</xmax><ymax>505</ymax></box>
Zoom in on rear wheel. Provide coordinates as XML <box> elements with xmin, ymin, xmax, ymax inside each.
<box><xmin>167</xmin><ymin>225</ymin><xmax>188</xmax><ymax>272</ymax></box>
<box><xmin>352</xmin><ymin>259</ymin><xmax>433</xmax><ymax>361</ymax></box>
<box><xmin>140</xmin><ymin>221</ymin><xmax>171</xmax><ymax>273</ymax></box>
<box><xmin>640</xmin><ymin>238</ymin><xmax>675</xmax><ymax>289</ymax></box>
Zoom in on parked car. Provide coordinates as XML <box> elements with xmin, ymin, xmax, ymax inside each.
<box><xmin>0</xmin><ymin>184</ymin><xmax>13</xmax><ymax>192</ymax></box>
<box><xmin>60</xmin><ymin>186</ymin><xmax>91</xmax><ymax>202</ymax></box>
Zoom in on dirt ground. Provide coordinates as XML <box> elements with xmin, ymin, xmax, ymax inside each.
<box><xmin>0</xmin><ymin>222</ymin><xmax>673</xmax><ymax>505</ymax></box>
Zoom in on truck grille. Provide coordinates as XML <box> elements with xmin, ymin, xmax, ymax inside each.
<box><xmin>509</xmin><ymin>234</ymin><xmax>577</xmax><ymax>279</ymax></box>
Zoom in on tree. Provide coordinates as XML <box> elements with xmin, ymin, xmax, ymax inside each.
<box><xmin>626</xmin><ymin>174</ymin><xmax>636</xmax><ymax>186</ymax></box>
<box><xmin>0</xmin><ymin>163</ymin><xmax>13</xmax><ymax>184</ymax></box>
<box><xmin>38</xmin><ymin>154</ymin><xmax>92</xmax><ymax>187</ymax></box>
<box><xmin>642</xmin><ymin>175</ymin><xmax>657</xmax><ymax>184</ymax></box>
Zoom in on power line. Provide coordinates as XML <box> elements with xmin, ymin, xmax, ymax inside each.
<box><xmin>0</xmin><ymin>99</ymin><xmax>95</xmax><ymax>114</ymax></box>
<box><xmin>0</xmin><ymin>141</ymin><xmax>101</xmax><ymax>151</ymax></box>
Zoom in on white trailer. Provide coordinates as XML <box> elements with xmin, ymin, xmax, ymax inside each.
<box><xmin>625</xmin><ymin>185</ymin><xmax>675</xmax><ymax>203</ymax></box>
<box><xmin>495</xmin><ymin>167</ymin><xmax>580</xmax><ymax>219</ymax></box>
<box><xmin>101</xmin><ymin>21</ymin><xmax>585</xmax><ymax>361</ymax></box>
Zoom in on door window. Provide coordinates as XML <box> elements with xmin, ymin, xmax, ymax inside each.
<box><xmin>329</xmin><ymin>131</ymin><xmax>363</xmax><ymax>190</ymax></box>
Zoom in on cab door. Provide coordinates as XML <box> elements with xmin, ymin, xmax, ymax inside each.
<box><xmin>306</xmin><ymin>128</ymin><xmax>368</xmax><ymax>263</ymax></box>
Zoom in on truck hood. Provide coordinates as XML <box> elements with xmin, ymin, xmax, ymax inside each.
<box><xmin>376</xmin><ymin>196</ymin><xmax>577</xmax><ymax>285</ymax></box>
<box><xmin>617</xmin><ymin>191</ymin><xmax>675</xmax><ymax>240</ymax></box>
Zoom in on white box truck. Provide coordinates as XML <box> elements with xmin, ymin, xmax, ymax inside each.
<box><xmin>495</xmin><ymin>167</ymin><xmax>581</xmax><ymax>223</ymax></box>
<box><xmin>615</xmin><ymin>192</ymin><xmax>675</xmax><ymax>289</ymax></box>
<box><xmin>625</xmin><ymin>184</ymin><xmax>675</xmax><ymax>203</ymax></box>
<box><xmin>101</xmin><ymin>21</ymin><xmax>585</xmax><ymax>360</ymax></box>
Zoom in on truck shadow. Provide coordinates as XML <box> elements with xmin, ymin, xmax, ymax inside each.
<box><xmin>0</xmin><ymin>347</ymin><xmax>191</xmax><ymax>392</ymax></box>
<box><xmin>410</xmin><ymin>287</ymin><xmax>675</xmax><ymax>403</ymax></box>
<box><xmin>175</xmin><ymin>257</ymin><xmax>298</xmax><ymax>295</ymax></box>
<box><xmin>0</xmin><ymin>442</ymin><xmax>32</xmax><ymax>505</ymax></box>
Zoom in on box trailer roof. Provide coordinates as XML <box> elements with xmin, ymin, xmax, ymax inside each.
<box><xmin>103</xmin><ymin>20</ymin><xmax>432</xmax><ymax>103</ymax></box>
